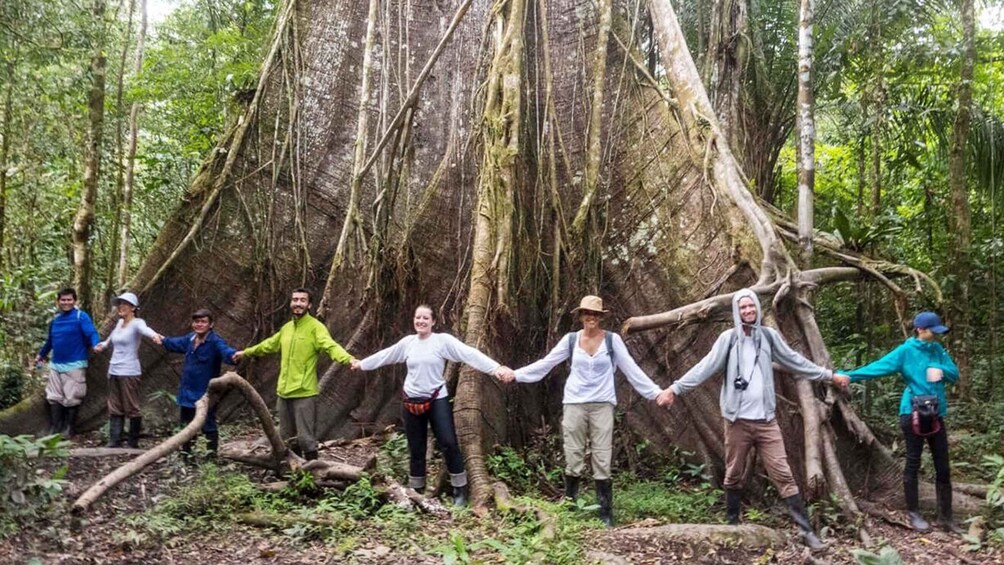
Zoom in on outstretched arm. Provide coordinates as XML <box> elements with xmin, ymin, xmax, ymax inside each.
<box><xmin>358</xmin><ymin>336</ymin><xmax>411</xmax><ymax>371</ymax></box>
<box><xmin>765</xmin><ymin>328</ymin><xmax>832</xmax><ymax>382</ymax></box>
<box><xmin>611</xmin><ymin>334</ymin><xmax>662</xmax><ymax>400</ymax></box>
<box><xmin>669</xmin><ymin>331</ymin><xmax>732</xmax><ymax>396</ymax></box>
<box><xmin>514</xmin><ymin>338</ymin><xmax>569</xmax><ymax>384</ymax></box>
<box><xmin>843</xmin><ymin>344</ymin><xmax>905</xmax><ymax>382</ymax></box>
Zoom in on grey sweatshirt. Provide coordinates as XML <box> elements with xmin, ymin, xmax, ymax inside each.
<box><xmin>669</xmin><ymin>289</ymin><xmax>833</xmax><ymax>422</ymax></box>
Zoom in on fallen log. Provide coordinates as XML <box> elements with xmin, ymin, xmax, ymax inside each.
<box><xmin>68</xmin><ymin>447</ymin><xmax>146</xmax><ymax>457</ymax></box>
<box><xmin>609</xmin><ymin>524</ymin><xmax>786</xmax><ymax>548</ymax></box>
<box><xmin>72</xmin><ymin>372</ymin><xmax>289</xmax><ymax>514</ymax></box>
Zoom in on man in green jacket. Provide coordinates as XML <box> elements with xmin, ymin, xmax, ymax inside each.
<box><xmin>234</xmin><ymin>288</ymin><xmax>355</xmax><ymax>460</ymax></box>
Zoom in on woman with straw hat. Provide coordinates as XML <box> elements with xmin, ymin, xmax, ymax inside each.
<box><xmin>504</xmin><ymin>295</ymin><xmax>672</xmax><ymax>526</ymax></box>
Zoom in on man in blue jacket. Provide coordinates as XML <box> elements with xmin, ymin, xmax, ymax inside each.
<box><xmin>161</xmin><ymin>309</ymin><xmax>237</xmax><ymax>459</ymax></box>
<box><xmin>35</xmin><ymin>287</ymin><xmax>101</xmax><ymax>437</ymax></box>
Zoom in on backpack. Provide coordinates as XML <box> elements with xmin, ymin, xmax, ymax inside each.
<box><xmin>566</xmin><ymin>331</ymin><xmax>615</xmax><ymax>365</ymax></box>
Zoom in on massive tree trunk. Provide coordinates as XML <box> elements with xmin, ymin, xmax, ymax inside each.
<box><xmin>947</xmin><ymin>0</ymin><xmax>974</xmax><ymax>399</ymax></box>
<box><xmin>72</xmin><ymin>0</ymin><xmax>107</xmax><ymax>312</ymax></box>
<box><xmin>1</xmin><ymin>0</ymin><xmax>972</xmax><ymax>516</ymax></box>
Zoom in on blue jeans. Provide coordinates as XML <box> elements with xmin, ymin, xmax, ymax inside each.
<box><xmin>402</xmin><ymin>398</ymin><xmax>464</xmax><ymax>479</ymax></box>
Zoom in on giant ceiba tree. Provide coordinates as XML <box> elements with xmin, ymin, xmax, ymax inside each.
<box><xmin>1</xmin><ymin>0</ymin><xmax>979</xmax><ymax>519</ymax></box>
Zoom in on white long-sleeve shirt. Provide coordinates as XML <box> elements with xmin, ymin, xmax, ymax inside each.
<box><xmin>358</xmin><ymin>333</ymin><xmax>501</xmax><ymax>400</ymax></box>
<box><xmin>514</xmin><ymin>330</ymin><xmax>663</xmax><ymax>405</ymax></box>
<box><xmin>100</xmin><ymin>318</ymin><xmax>158</xmax><ymax>377</ymax></box>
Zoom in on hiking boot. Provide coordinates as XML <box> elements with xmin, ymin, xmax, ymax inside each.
<box><xmin>726</xmin><ymin>489</ymin><xmax>742</xmax><ymax>525</ymax></box>
<box><xmin>908</xmin><ymin>511</ymin><xmax>931</xmax><ymax>532</ymax></box>
<box><xmin>205</xmin><ymin>431</ymin><xmax>219</xmax><ymax>459</ymax></box>
<box><xmin>596</xmin><ymin>479</ymin><xmax>614</xmax><ymax>528</ymax></box>
<box><xmin>564</xmin><ymin>474</ymin><xmax>580</xmax><ymax>502</ymax></box>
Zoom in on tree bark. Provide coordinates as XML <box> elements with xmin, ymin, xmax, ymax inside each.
<box><xmin>116</xmin><ymin>0</ymin><xmax>147</xmax><ymax>289</ymax></box>
<box><xmin>73</xmin><ymin>0</ymin><xmax>107</xmax><ymax>312</ymax></box>
<box><xmin>947</xmin><ymin>0</ymin><xmax>974</xmax><ymax>399</ymax></box>
<box><xmin>796</xmin><ymin>0</ymin><xmax>815</xmax><ymax>268</ymax></box>
<box><xmin>0</xmin><ymin>61</ymin><xmax>13</xmax><ymax>260</ymax></box>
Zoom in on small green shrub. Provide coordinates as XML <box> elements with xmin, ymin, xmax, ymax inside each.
<box><xmin>614</xmin><ymin>476</ymin><xmax>720</xmax><ymax>524</ymax></box>
<box><xmin>0</xmin><ymin>434</ymin><xmax>70</xmax><ymax>537</ymax></box>
<box><xmin>851</xmin><ymin>545</ymin><xmax>904</xmax><ymax>565</ymax></box>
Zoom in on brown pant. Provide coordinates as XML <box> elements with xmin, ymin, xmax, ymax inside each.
<box><xmin>724</xmin><ymin>418</ymin><xmax>799</xmax><ymax>498</ymax></box>
<box><xmin>107</xmin><ymin>376</ymin><xmax>142</xmax><ymax>418</ymax></box>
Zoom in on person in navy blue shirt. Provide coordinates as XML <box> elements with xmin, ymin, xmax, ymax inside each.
<box><xmin>35</xmin><ymin>287</ymin><xmax>101</xmax><ymax>437</ymax></box>
<box><xmin>161</xmin><ymin>309</ymin><xmax>237</xmax><ymax>458</ymax></box>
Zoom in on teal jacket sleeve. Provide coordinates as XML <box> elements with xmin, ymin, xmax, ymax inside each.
<box><xmin>845</xmin><ymin>344</ymin><xmax>905</xmax><ymax>382</ymax></box>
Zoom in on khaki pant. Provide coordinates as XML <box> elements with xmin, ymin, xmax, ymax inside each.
<box><xmin>724</xmin><ymin>418</ymin><xmax>799</xmax><ymax>498</ymax></box>
<box><xmin>562</xmin><ymin>402</ymin><xmax>614</xmax><ymax>480</ymax></box>
<box><xmin>277</xmin><ymin>396</ymin><xmax>317</xmax><ymax>453</ymax></box>
<box><xmin>45</xmin><ymin>368</ymin><xmax>87</xmax><ymax>407</ymax></box>
<box><xmin>107</xmin><ymin>376</ymin><xmax>142</xmax><ymax>418</ymax></box>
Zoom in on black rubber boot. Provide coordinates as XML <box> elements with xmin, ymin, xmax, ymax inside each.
<box><xmin>127</xmin><ymin>417</ymin><xmax>142</xmax><ymax>448</ymax></box>
<box><xmin>205</xmin><ymin>431</ymin><xmax>219</xmax><ymax>459</ymax></box>
<box><xmin>63</xmin><ymin>406</ymin><xmax>78</xmax><ymax>437</ymax></box>
<box><xmin>107</xmin><ymin>416</ymin><xmax>124</xmax><ymax>448</ymax></box>
<box><xmin>725</xmin><ymin>489</ymin><xmax>742</xmax><ymax>525</ymax></box>
<box><xmin>936</xmin><ymin>483</ymin><xmax>965</xmax><ymax>534</ymax></box>
<box><xmin>785</xmin><ymin>493</ymin><xmax>824</xmax><ymax>551</ymax></box>
<box><xmin>452</xmin><ymin>485</ymin><xmax>469</xmax><ymax>507</ymax></box>
<box><xmin>564</xmin><ymin>474</ymin><xmax>580</xmax><ymax>502</ymax></box>
<box><xmin>47</xmin><ymin>403</ymin><xmax>64</xmax><ymax>436</ymax></box>
<box><xmin>304</xmin><ymin>450</ymin><xmax>318</xmax><ymax>461</ymax></box>
<box><xmin>596</xmin><ymin>479</ymin><xmax>614</xmax><ymax>528</ymax></box>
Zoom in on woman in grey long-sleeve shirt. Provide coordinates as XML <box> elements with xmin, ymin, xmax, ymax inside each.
<box><xmin>95</xmin><ymin>292</ymin><xmax>161</xmax><ymax>448</ymax></box>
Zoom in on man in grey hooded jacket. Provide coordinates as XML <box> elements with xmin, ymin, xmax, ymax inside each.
<box><xmin>659</xmin><ymin>288</ymin><xmax>850</xmax><ymax>550</ymax></box>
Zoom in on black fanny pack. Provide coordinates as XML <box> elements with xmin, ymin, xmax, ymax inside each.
<box><xmin>910</xmin><ymin>395</ymin><xmax>941</xmax><ymax>436</ymax></box>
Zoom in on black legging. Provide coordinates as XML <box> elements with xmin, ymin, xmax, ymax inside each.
<box><xmin>403</xmin><ymin>397</ymin><xmax>464</xmax><ymax>479</ymax></box>
<box><xmin>899</xmin><ymin>414</ymin><xmax>951</xmax><ymax>511</ymax></box>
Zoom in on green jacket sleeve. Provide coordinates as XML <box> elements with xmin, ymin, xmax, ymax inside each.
<box><xmin>314</xmin><ymin>322</ymin><xmax>352</xmax><ymax>364</ymax></box>
<box><xmin>243</xmin><ymin>329</ymin><xmax>283</xmax><ymax>357</ymax></box>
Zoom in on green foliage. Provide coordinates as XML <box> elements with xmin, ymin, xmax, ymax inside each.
<box><xmin>487</xmin><ymin>445</ymin><xmax>562</xmax><ymax>495</ymax></box>
<box><xmin>851</xmin><ymin>546</ymin><xmax>904</xmax><ymax>565</ymax></box>
<box><xmin>0</xmin><ymin>434</ymin><xmax>70</xmax><ymax>538</ymax></box>
<box><xmin>615</xmin><ymin>474</ymin><xmax>720</xmax><ymax>524</ymax></box>
<box><xmin>376</xmin><ymin>432</ymin><xmax>409</xmax><ymax>479</ymax></box>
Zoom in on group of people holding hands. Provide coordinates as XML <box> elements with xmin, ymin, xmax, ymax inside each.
<box><xmin>36</xmin><ymin>285</ymin><xmax>963</xmax><ymax>545</ymax></box>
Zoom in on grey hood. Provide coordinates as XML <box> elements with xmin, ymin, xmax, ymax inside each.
<box><xmin>731</xmin><ymin>288</ymin><xmax>762</xmax><ymax>337</ymax></box>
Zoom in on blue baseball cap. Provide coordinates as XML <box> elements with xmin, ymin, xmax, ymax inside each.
<box><xmin>913</xmin><ymin>312</ymin><xmax>949</xmax><ymax>334</ymax></box>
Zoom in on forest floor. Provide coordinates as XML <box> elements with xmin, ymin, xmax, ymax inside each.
<box><xmin>3</xmin><ymin>430</ymin><xmax>1002</xmax><ymax>565</ymax></box>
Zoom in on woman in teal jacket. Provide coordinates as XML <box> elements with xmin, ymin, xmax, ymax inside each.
<box><xmin>839</xmin><ymin>311</ymin><xmax>962</xmax><ymax>533</ymax></box>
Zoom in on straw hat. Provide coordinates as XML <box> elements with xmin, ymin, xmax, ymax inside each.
<box><xmin>570</xmin><ymin>295</ymin><xmax>609</xmax><ymax>315</ymax></box>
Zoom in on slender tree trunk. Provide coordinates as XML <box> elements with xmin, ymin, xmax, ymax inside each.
<box><xmin>796</xmin><ymin>0</ymin><xmax>815</xmax><ymax>268</ymax></box>
<box><xmin>867</xmin><ymin>6</ymin><xmax>883</xmax><ymax>216</ymax></box>
<box><xmin>703</xmin><ymin>0</ymin><xmax>747</xmax><ymax>155</ymax></box>
<box><xmin>107</xmin><ymin>0</ymin><xmax>136</xmax><ymax>298</ymax></box>
<box><xmin>948</xmin><ymin>0</ymin><xmax>975</xmax><ymax>398</ymax></box>
<box><xmin>73</xmin><ymin>0</ymin><xmax>108</xmax><ymax>312</ymax></box>
<box><xmin>0</xmin><ymin>61</ymin><xmax>14</xmax><ymax>260</ymax></box>
<box><xmin>117</xmin><ymin>0</ymin><xmax>147</xmax><ymax>288</ymax></box>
